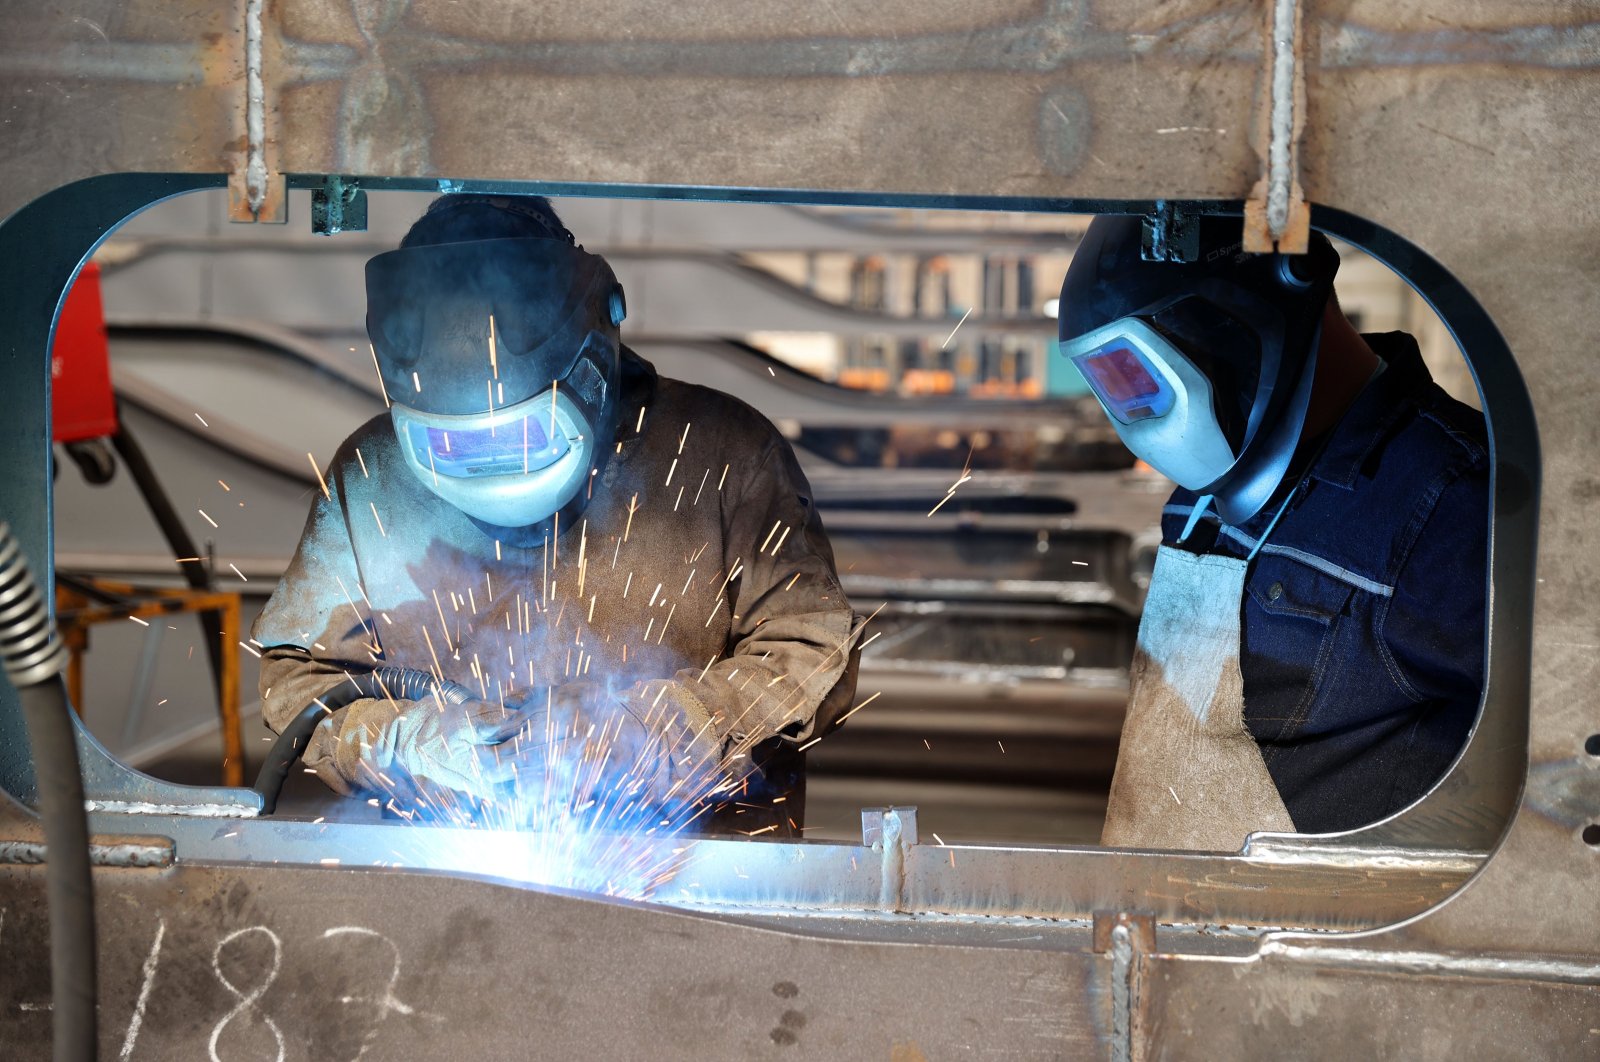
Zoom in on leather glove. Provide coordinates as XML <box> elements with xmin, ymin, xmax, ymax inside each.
<box><xmin>511</xmin><ymin>681</ymin><xmax>723</xmax><ymax>812</ymax></box>
<box><xmin>368</xmin><ymin>697</ymin><xmax>535</xmax><ymax>804</ymax></box>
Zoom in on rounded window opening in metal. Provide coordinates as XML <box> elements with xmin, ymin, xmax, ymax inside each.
<box><xmin>0</xmin><ymin>177</ymin><xmax>1534</xmax><ymax>934</ymax></box>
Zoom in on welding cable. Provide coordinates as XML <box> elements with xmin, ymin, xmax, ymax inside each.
<box><xmin>0</xmin><ymin>523</ymin><xmax>97</xmax><ymax>1062</ymax></box>
<box><xmin>252</xmin><ymin>667</ymin><xmax>473</xmax><ymax>814</ymax></box>
<box><xmin>106</xmin><ymin>415</ymin><xmax>227</xmax><ymax>698</ymax></box>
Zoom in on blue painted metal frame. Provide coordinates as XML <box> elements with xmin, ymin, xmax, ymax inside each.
<box><xmin>0</xmin><ymin>177</ymin><xmax>1536</xmax><ymax>859</ymax></box>
<box><xmin>0</xmin><ymin>172</ymin><xmax>245</xmax><ymax>808</ymax></box>
<box><xmin>1309</xmin><ymin>205</ymin><xmax>1538</xmax><ymax>850</ymax></box>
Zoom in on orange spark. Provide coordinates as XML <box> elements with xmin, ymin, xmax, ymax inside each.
<box><xmin>369</xmin><ymin>344</ymin><xmax>391</xmax><ymax>407</ymax></box>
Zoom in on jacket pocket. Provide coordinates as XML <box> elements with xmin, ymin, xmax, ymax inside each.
<box><xmin>1242</xmin><ymin>555</ymin><xmax>1358</xmax><ymax>744</ymax></box>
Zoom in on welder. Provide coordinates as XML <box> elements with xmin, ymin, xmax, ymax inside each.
<box><xmin>252</xmin><ymin>195</ymin><xmax>860</xmax><ymax>833</ymax></box>
<box><xmin>1060</xmin><ymin>214</ymin><xmax>1488</xmax><ymax>850</ymax></box>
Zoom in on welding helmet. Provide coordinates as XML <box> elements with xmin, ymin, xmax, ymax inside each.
<box><xmin>367</xmin><ymin>214</ymin><xmax>627</xmax><ymax>530</ymax></box>
<box><xmin>1059</xmin><ymin>214</ymin><xmax>1339</xmax><ymax>525</ymax></box>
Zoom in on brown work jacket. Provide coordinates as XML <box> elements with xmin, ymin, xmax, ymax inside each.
<box><xmin>252</xmin><ymin>350</ymin><xmax>859</xmax><ymax>831</ymax></box>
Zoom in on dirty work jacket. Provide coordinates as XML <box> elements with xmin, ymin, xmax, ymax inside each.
<box><xmin>1159</xmin><ymin>332</ymin><xmax>1489</xmax><ymax>833</ymax></box>
<box><xmin>253</xmin><ymin>350</ymin><xmax>860</xmax><ymax>828</ymax></box>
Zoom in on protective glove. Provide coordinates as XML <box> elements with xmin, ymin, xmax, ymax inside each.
<box><xmin>367</xmin><ymin>697</ymin><xmax>534</xmax><ymax>805</ymax></box>
<box><xmin>512</xmin><ymin>681</ymin><xmax>723</xmax><ymax>812</ymax></box>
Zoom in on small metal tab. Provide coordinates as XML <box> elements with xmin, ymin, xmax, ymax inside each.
<box><xmin>863</xmin><ymin>806</ymin><xmax>919</xmax><ymax>914</ymax></box>
<box><xmin>861</xmin><ymin>806</ymin><xmax>919</xmax><ymax>848</ymax></box>
<box><xmin>1140</xmin><ymin>201</ymin><xmax>1201</xmax><ymax>264</ymax></box>
<box><xmin>311</xmin><ymin>177</ymin><xmax>369</xmax><ymax>235</ymax></box>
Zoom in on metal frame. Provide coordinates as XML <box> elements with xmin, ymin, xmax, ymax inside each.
<box><xmin>56</xmin><ymin>578</ymin><xmax>245</xmax><ymax>787</ymax></box>
<box><xmin>0</xmin><ymin>177</ymin><xmax>1523</xmax><ymax>895</ymax></box>
<box><xmin>1</xmin><ymin>3</ymin><xmax>1596</xmax><ymax>1056</ymax></box>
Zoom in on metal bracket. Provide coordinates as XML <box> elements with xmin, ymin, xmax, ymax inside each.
<box><xmin>1244</xmin><ymin>0</ymin><xmax>1310</xmax><ymax>253</ymax></box>
<box><xmin>1094</xmin><ymin>912</ymin><xmax>1156</xmax><ymax>1062</ymax></box>
<box><xmin>1140</xmin><ymin>200</ymin><xmax>1202</xmax><ymax>263</ymax></box>
<box><xmin>311</xmin><ymin>176</ymin><xmax>370</xmax><ymax>235</ymax></box>
<box><xmin>862</xmin><ymin>806</ymin><xmax>918</xmax><ymax>914</ymax></box>
<box><xmin>227</xmin><ymin>0</ymin><xmax>286</xmax><ymax>223</ymax></box>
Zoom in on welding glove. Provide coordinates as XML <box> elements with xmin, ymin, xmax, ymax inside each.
<box><xmin>512</xmin><ymin>680</ymin><xmax>724</xmax><ymax>811</ymax></box>
<box><xmin>367</xmin><ymin>698</ymin><xmax>535</xmax><ymax>805</ymax></box>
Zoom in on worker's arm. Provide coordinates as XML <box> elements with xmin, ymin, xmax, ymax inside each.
<box><xmin>537</xmin><ymin>425</ymin><xmax>864</xmax><ymax>806</ymax></box>
<box><xmin>257</xmin><ymin>647</ymin><xmax>419</xmax><ymax>797</ymax></box>
<box><xmin>252</xmin><ymin>466</ymin><xmax>400</xmax><ymax>795</ymax></box>
<box><xmin>253</xmin><ymin>458</ymin><xmax>533</xmax><ymax>799</ymax></box>
<box><xmin>668</xmin><ymin>431</ymin><xmax>858</xmax><ymax>752</ymax></box>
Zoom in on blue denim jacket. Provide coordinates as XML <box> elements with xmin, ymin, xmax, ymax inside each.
<box><xmin>1161</xmin><ymin>332</ymin><xmax>1489</xmax><ymax>833</ymax></box>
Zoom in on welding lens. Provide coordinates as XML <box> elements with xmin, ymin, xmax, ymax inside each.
<box><xmin>1070</xmin><ymin>341</ymin><xmax>1176</xmax><ymax>424</ymax></box>
<box><xmin>398</xmin><ymin>398</ymin><xmax>570</xmax><ymax>480</ymax></box>
<box><xmin>1062</xmin><ymin>315</ymin><xmax>1242</xmax><ymax>490</ymax></box>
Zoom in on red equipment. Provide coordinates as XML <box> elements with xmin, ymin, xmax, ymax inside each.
<box><xmin>50</xmin><ymin>262</ymin><xmax>118</xmax><ymax>443</ymax></box>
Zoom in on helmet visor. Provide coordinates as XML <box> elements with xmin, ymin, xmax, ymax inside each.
<box><xmin>395</xmin><ymin>390</ymin><xmax>573</xmax><ymax>480</ymax></box>
<box><xmin>1065</xmin><ymin>320</ymin><xmax>1179</xmax><ymax>425</ymax></box>
<box><xmin>1070</xmin><ymin>340</ymin><xmax>1176</xmax><ymax>424</ymax></box>
<box><xmin>1061</xmin><ymin>315</ymin><xmax>1240</xmax><ymax>490</ymax></box>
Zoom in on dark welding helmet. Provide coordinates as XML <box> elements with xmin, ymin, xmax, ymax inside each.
<box><xmin>367</xmin><ymin>230</ymin><xmax>627</xmax><ymax>530</ymax></box>
<box><xmin>1059</xmin><ymin>214</ymin><xmax>1339</xmax><ymax>525</ymax></box>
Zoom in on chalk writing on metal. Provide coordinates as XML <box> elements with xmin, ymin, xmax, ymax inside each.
<box><xmin>3</xmin><ymin>912</ymin><xmax>427</xmax><ymax>1056</ymax></box>
<box><xmin>119</xmin><ymin>917</ymin><xmax>165</xmax><ymax>1060</ymax></box>
<box><xmin>208</xmin><ymin>926</ymin><xmax>285</xmax><ymax>1062</ymax></box>
<box><xmin>322</xmin><ymin>926</ymin><xmax>418</xmax><ymax>1061</ymax></box>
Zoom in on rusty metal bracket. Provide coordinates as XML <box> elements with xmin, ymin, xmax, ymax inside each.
<box><xmin>1094</xmin><ymin>912</ymin><xmax>1156</xmax><ymax>1062</ymax></box>
<box><xmin>228</xmin><ymin>0</ymin><xmax>286</xmax><ymax>223</ymax></box>
<box><xmin>1245</xmin><ymin>0</ymin><xmax>1310</xmax><ymax>253</ymax></box>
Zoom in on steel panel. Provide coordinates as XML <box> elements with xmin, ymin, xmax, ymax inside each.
<box><xmin>1</xmin><ymin>1</ymin><xmax>1598</xmax><ymax>1054</ymax></box>
<box><xmin>0</xmin><ymin>859</ymin><xmax>1110</xmax><ymax>1061</ymax></box>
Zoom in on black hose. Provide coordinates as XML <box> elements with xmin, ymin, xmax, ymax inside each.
<box><xmin>106</xmin><ymin>418</ymin><xmax>226</xmax><ymax>698</ymax></box>
<box><xmin>252</xmin><ymin>667</ymin><xmax>472</xmax><ymax>814</ymax></box>
<box><xmin>0</xmin><ymin>525</ymin><xmax>97</xmax><ymax>1062</ymax></box>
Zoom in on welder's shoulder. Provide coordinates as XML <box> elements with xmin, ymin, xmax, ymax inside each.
<box><xmin>653</xmin><ymin>374</ymin><xmax>790</xmax><ymax>452</ymax></box>
<box><xmin>1387</xmin><ymin>384</ymin><xmax>1489</xmax><ymax>479</ymax></box>
<box><xmin>325</xmin><ymin>414</ymin><xmax>407</xmax><ymax>487</ymax></box>
<box><xmin>1359</xmin><ymin>388</ymin><xmax>1488</xmax><ymax>545</ymax></box>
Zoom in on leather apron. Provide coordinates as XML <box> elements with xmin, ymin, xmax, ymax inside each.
<box><xmin>1100</xmin><ymin>545</ymin><xmax>1295</xmax><ymax>850</ymax></box>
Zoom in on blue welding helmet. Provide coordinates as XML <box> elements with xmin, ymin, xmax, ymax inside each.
<box><xmin>1059</xmin><ymin>214</ymin><xmax>1339</xmax><ymax>525</ymax></box>
<box><xmin>367</xmin><ymin>234</ymin><xmax>627</xmax><ymax>530</ymax></box>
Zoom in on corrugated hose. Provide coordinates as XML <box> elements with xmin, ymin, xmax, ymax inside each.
<box><xmin>0</xmin><ymin>522</ymin><xmax>97</xmax><ymax>1062</ymax></box>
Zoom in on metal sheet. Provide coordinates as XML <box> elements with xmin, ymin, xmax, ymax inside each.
<box><xmin>0</xmin><ymin>859</ymin><xmax>1106</xmax><ymax>1060</ymax></box>
<box><xmin>55</xmin><ymin>799</ymin><xmax>1479</xmax><ymax>931</ymax></box>
<box><xmin>1140</xmin><ymin>950</ymin><xmax>1600</xmax><ymax>1060</ymax></box>
<box><xmin>1</xmin><ymin>0</ymin><xmax>1598</xmax><ymax>1050</ymax></box>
